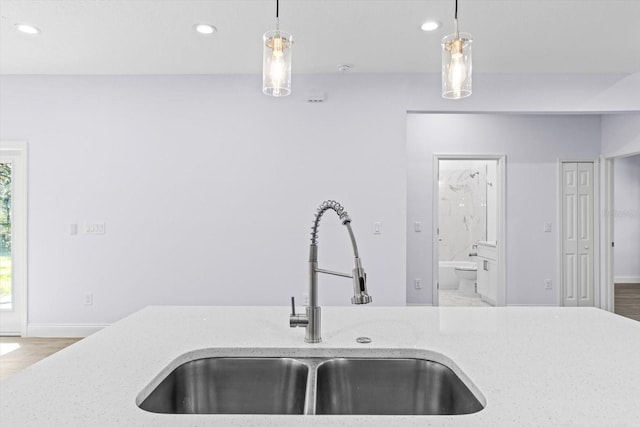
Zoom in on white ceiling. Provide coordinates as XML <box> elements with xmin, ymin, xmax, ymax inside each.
<box><xmin>1</xmin><ymin>0</ymin><xmax>639</xmax><ymax>75</ymax></box>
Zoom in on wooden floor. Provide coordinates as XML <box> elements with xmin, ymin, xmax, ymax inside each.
<box><xmin>0</xmin><ymin>337</ymin><xmax>81</xmax><ymax>381</ymax></box>
<box><xmin>614</xmin><ymin>283</ymin><xmax>640</xmax><ymax>322</ymax></box>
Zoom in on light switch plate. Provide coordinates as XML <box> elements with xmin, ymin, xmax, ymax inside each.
<box><xmin>373</xmin><ymin>222</ymin><xmax>381</xmax><ymax>235</ymax></box>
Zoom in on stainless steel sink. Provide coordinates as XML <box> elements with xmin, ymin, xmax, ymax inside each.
<box><xmin>315</xmin><ymin>358</ymin><xmax>484</xmax><ymax>415</ymax></box>
<box><xmin>138</xmin><ymin>354</ymin><xmax>484</xmax><ymax>416</ymax></box>
<box><xmin>139</xmin><ymin>357</ymin><xmax>308</xmax><ymax>414</ymax></box>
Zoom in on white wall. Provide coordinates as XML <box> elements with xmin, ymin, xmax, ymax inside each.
<box><xmin>407</xmin><ymin>114</ymin><xmax>602</xmax><ymax>305</ymax></box>
<box><xmin>601</xmin><ymin>113</ymin><xmax>640</xmax><ymax>158</ymax></box>
<box><xmin>0</xmin><ymin>73</ymin><xmax>638</xmax><ymax>327</ymax></box>
<box><xmin>0</xmin><ymin>75</ymin><xmax>411</xmax><ymax>325</ymax></box>
<box><xmin>613</xmin><ymin>155</ymin><xmax>640</xmax><ymax>281</ymax></box>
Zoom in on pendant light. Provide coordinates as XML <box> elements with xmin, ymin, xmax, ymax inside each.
<box><xmin>442</xmin><ymin>0</ymin><xmax>472</xmax><ymax>99</ymax></box>
<box><xmin>263</xmin><ymin>0</ymin><xmax>293</xmax><ymax>97</ymax></box>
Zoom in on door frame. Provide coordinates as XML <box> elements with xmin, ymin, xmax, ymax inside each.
<box><xmin>557</xmin><ymin>159</ymin><xmax>599</xmax><ymax>307</ymax></box>
<box><xmin>600</xmin><ymin>150</ymin><xmax>640</xmax><ymax>312</ymax></box>
<box><xmin>432</xmin><ymin>154</ymin><xmax>507</xmax><ymax>306</ymax></box>
<box><xmin>0</xmin><ymin>141</ymin><xmax>28</xmax><ymax>336</ymax></box>
<box><xmin>601</xmin><ymin>157</ymin><xmax>614</xmax><ymax>312</ymax></box>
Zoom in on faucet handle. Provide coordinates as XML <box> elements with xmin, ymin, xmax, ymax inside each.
<box><xmin>289</xmin><ymin>297</ymin><xmax>309</xmax><ymax>328</ymax></box>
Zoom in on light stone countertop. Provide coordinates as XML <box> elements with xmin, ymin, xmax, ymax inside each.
<box><xmin>1</xmin><ymin>306</ymin><xmax>640</xmax><ymax>426</ymax></box>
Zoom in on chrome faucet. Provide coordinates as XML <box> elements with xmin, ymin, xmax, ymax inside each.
<box><xmin>290</xmin><ymin>200</ymin><xmax>372</xmax><ymax>343</ymax></box>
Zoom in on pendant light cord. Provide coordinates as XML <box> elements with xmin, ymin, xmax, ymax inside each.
<box><xmin>454</xmin><ymin>0</ymin><xmax>459</xmax><ymax>38</ymax></box>
<box><xmin>276</xmin><ymin>0</ymin><xmax>279</xmax><ymax>18</ymax></box>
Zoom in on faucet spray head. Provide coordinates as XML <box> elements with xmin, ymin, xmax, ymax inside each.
<box><xmin>351</xmin><ymin>259</ymin><xmax>372</xmax><ymax>304</ymax></box>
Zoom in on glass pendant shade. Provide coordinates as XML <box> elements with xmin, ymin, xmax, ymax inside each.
<box><xmin>441</xmin><ymin>32</ymin><xmax>472</xmax><ymax>99</ymax></box>
<box><xmin>263</xmin><ymin>30</ymin><xmax>292</xmax><ymax>97</ymax></box>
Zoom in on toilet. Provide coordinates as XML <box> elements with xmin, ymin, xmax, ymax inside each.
<box><xmin>454</xmin><ymin>262</ymin><xmax>478</xmax><ymax>295</ymax></box>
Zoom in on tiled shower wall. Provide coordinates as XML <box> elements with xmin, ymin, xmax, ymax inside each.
<box><xmin>438</xmin><ymin>160</ymin><xmax>497</xmax><ymax>262</ymax></box>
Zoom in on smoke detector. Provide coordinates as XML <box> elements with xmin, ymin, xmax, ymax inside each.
<box><xmin>306</xmin><ymin>91</ymin><xmax>326</xmax><ymax>103</ymax></box>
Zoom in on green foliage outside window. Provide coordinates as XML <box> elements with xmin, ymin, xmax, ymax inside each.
<box><xmin>0</xmin><ymin>163</ymin><xmax>11</xmax><ymax>299</ymax></box>
<box><xmin>0</xmin><ymin>163</ymin><xmax>11</xmax><ymax>254</ymax></box>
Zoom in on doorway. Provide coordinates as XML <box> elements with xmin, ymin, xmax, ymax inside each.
<box><xmin>433</xmin><ymin>155</ymin><xmax>506</xmax><ymax>306</ymax></box>
<box><xmin>0</xmin><ymin>141</ymin><xmax>27</xmax><ymax>336</ymax></box>
<box><xmin>601</xmin><ymin>153</ymin><xmax>640</xmax><ymax>320</ymax></box>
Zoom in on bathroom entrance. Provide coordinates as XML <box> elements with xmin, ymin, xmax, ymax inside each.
<box><xmin>433</xmin><ymin>156</ymin><xmax>505</xmax><ymax>307</ymax></box>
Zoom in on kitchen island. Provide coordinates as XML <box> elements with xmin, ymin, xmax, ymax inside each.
<box><xmin>1</xmin><ymin>306</ymin><xmax>639</xmax><ymax>426</ymax></box>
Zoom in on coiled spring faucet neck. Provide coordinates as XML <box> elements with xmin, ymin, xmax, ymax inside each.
<box><xmin>311</xmin><ymin>200</ymin><xmax>350</xmax><ymax>242</ymax></box>
<box><xmin>310</xmin><ymin>200</ymin><xmax>359</xmax><ymax>259</ymax></box>
<box><xmin>290</xmin><ymin>200</ymin><xmax>372</xmax><ymax>343</ymax></box>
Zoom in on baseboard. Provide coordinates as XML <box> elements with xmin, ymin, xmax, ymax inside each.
<box><xmin>505</xmin><ymin>304</ymin><xmax>559</xmax><ymax>307</ymax></box>
<box><xmin>614</xmin><ymin>276</ymin><xmax>640</xmax><ymax>284</ymax></box>
<box><xmin>26</xmin><ymin>323</ymin><xmax>108</xmax><ymax>338</ymax></box>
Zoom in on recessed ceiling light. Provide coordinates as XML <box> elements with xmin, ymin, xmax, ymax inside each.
<box><xmin>194</xmin><ymin>24</ymin><xmax>217</xmax><ymax>35</ymax></box>
<box><xmin>15</xmin><ymin>23</ymin><xmax>40</xmax><ymax>34</ymax></box>
<box><xmin>420</xmin><ymin>21</ymin><xmax>440</xmax><ymax>32</ymax></box>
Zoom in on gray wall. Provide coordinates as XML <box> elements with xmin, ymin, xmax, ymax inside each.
<box><xmin>0</xmin><ymin>72</ymin><xmax>638</xmax><ymax>326</ymax></box>
<box><xmin>601</xmin><ymin>113</ymin><xmax>640</xmax><ymax>157</ymax></box>
<box><xmin>2</xmin><ymin>75</ymin><xmax>410</xmax><ymax>325</ymax></box>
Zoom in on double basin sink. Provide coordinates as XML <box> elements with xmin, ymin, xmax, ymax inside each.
<box><xmin>138</xmin><ymin>350</ymin><xmax>484</xmax><ymax>416</ymax></box>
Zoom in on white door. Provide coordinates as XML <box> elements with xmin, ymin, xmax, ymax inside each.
<box><xmin>0</xmin><ymin>142</ymin><xmax>27</xmax><ymax>335</ymax></box>
<box><xmin>562</xmin><ymin>162</ymin><xmax>594</xmax><ymax>307</ymax></box>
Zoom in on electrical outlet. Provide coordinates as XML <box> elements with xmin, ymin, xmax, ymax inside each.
<box><xmin>414</xmin><ymin>278</ymin><xmax>422</xmax><ymax>289</ymax></box>
<box><xmin>544</xmin><ymin>279</ymin><xmax>552</xmax><ymax>290</ymax></box>
<box><xmin>414</xmin><ymin>221</ymin><xmax>422</xmax><ymax>232</ymax></box>
<box><xmin>302</xmin><ymin>293</ymin><xmax>309</xmax><ymax>306</ymax></box>
<box><xmin>84</xmin><ymin>293</ymin><xmax>93</xmax><ymax>305</ymax></box>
